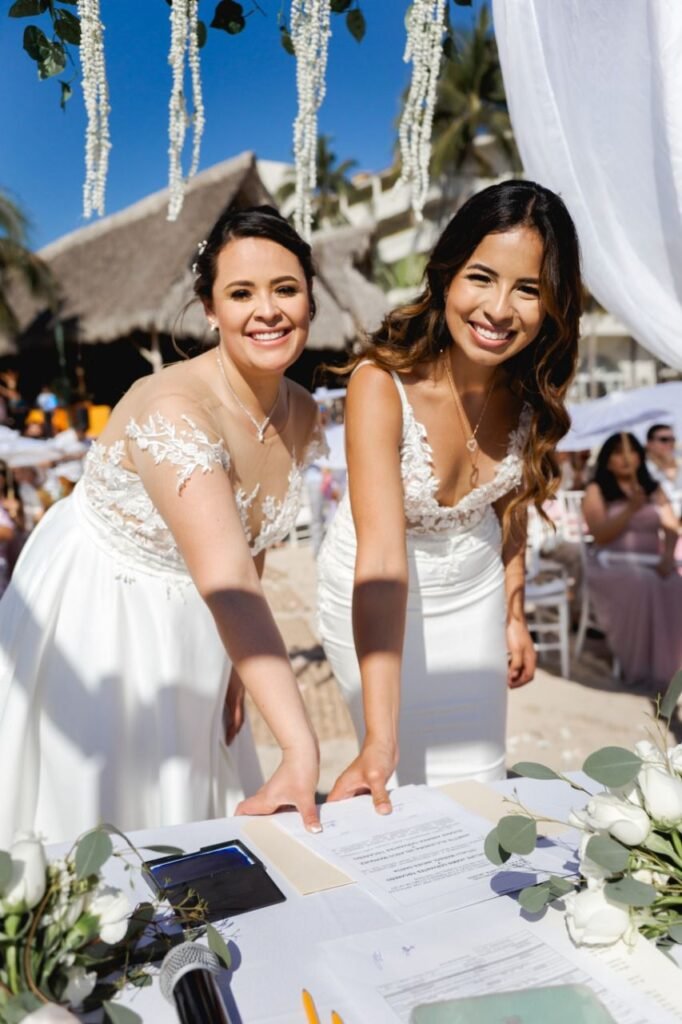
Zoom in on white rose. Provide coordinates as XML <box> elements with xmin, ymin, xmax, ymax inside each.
<box><xmin>564</xmin><ymin>884</ymin><xmax>632</xmax><ymax>946</ymax></box>
<box><xmin>88</xmin><ymin>887</ymin><xmax>131</xmax><ymax>945</ymax></box>
<box><xmin>22</xmin><ymin>1006</ymin><xmax>81</xmax><ymax>1023</ymax></box>
<box><xmin>667</xmin><ymin>744</ymin><xmax>682</xmax><ymax>775</ymax></box>
<box><xmin>631</xmin><ymin>867</ymin><xmax>669</xmax><ymax>887</ymax></box>
<box><xmin>634</xmin><ymin>741</ymin><xmax>666</xmax><ymax>766</ymax></box>
<box><xmin>62</xmin><ymin>965</ymin><xmax>97</xmax><ymax>1008</ymax></box>
<box><xmin>0</xmin><ymin>833</ymin><xmax>48</xmax><ymax>913</ymax></box>
<box><xmin>574</xmin><ymin>793</ymin><xmax>651</xmax><ymax>846</ymax></box>
<box><xmin>638</xmin><ymin>765</ymin><xmax>682</xmax><ymax>827</ymax></box>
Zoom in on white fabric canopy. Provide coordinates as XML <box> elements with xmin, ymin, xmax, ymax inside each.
<box><xmin>559</xmin><ymin>381</ymin><xmax>682</xmax><ymax>451</ymax></box>
<box><xmin>492</xmin><ymin>0</ymin><xmax>682</xmax><ymax>370</ymax></box>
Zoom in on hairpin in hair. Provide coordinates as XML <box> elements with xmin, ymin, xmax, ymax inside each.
<box><xmin>191</xmin><ymin>239</ymin><xmax>208</xmax><ymax>277</ymax></box>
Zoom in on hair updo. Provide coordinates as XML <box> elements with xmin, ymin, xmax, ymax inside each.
<box><xmin>192</xmin><ymin>205</ymin><xmax>317</xmax><ymax>318</ymax></box>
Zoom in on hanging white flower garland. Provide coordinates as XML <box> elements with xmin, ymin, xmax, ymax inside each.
<box><xmin>77</xmin><ymin>0</ymin><xmax>111</xmax><ymax>218</ymax></box>
<box><xmin>290</xmin><ymin>0</ymin><xmax>332</xmax><ymax>240</ymax></box>
<box><xmin>399</xmin><ymin>0</ymin><xmax>447</xmax><ymax>220</ymax></box>
<box><xmin>167</xmin><ymin>0</ymin><xmax>205</xmax><ymax>222</ymax></box>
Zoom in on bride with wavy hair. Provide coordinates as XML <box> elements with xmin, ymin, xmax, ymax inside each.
<box><xmin>317</xmin><ymin>179</ymin><xmax>582</xmax><ymax>810</ymax></box>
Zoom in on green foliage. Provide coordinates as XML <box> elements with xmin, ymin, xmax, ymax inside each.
<box><xmin>548</xmin><ymin>875</ymin><xmax>575</xmax><ymax>897</ymax></box>
<box><xmin>0</xmin><ymin>189</ymin><xmax>57</xmax><ymax>335</ymax></box>
<box><xmin>483</xmin><ymin>826</ymin><xmax>511</xmax><ymax>866</ymax></box>
<box><xmin>75</xmin><ymin>829</ymin><xmax>114</xmax><ymax>880</ymax></box>
<box><xmin>103</xmin><ymin>1002</ymin><xmax>143</xmax><ymax>1024</ymax></box>
<box><xmin>584</xmin><ymin>834</ymin><xmax>630</xmax><ymax>873</ymax></box>
<box><xmin>661</xmin><ymin>669</ymin><xmax>682</xmax><ymax>722</ymax></box>
<box><xmin>346</xmin><ymin>7</ymin><xmax>365</xmax><ymax>42</ymax></box>
<box><xmin>207</xmin><ymin>921</ymin><xmax>232</xmax><ymax>968</ymax></box>
<box><xmin>518</xmin><ymin>881</ymin><xmax>551</xmax><ymax>913</ymax></box>
<box><xmin>605</xmin><ymin>877</ymin><xmax>657</xmax><ymax>907</ymax></box>
<box><xmin>510</xmin><ymin>762</ymin><xmax>563</xmax><ymax>782</ymax></box>
<box><xmin>497</xmin><ymin>815</ymin><xmax>537</xmax><ymax>856</ymax></box>
<box><xmin>372</xmin><ymin>252</ymin><xmax>427</xmax><ymax>293</ymax></box>
<box><xmin>427</xmin><ymin>4</ymin><xmax>520</xmax><ymax>178</ymax></box>
<box><xmin>211</xmin><ymin>0</ymin><xmax>246</xmax><ymax>35</ymax></box>
<box><xmin>0</xmin><ymin>850</ymin><xmax>12</xmax><ymax>890</ymax></box>
<box><xmin>0</xmin><ymin>992</ymin><xmax>43</xmax><ymax>1024</ymax></box>
<box><xmin>669</xmin><ymin>924</ymin><xmax>682</xmax><ymax>943</ymax></box>
<box><xmin>582</xmin><ymin>747</ymin><xmax>642</xmax><ymax>788</ymax></box>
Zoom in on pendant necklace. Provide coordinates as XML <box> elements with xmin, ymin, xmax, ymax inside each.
<box><xmin>216</xmin><ymin>353</ymin><xmax>280</xmax><ymax>444</ymax></box>
<box><xmin>443</xmin><ymin>356</ymin><xmax>495</xmax><ymax>460</ymax></box>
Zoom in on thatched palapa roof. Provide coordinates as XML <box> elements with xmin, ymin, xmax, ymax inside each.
<box><xmin>7</xmin><ymin>152</ymin><xmax>388</xmax><ymax>355</ymax></box>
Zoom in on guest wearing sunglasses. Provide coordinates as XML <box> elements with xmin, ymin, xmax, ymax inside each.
<box><xmin>646</xmin><ymin>424</ymin><xmax>682</xmax><ymax>520</ymax></box>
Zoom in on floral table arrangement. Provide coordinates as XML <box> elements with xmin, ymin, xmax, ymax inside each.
<box><xmin>0</xmin><ymin>826</ymin><xmax>231</xmax><ymax>1023</ymax></box>
<box><xmin>485</xmin><ymin>670</ymin><xmax>682</xmax><ymax>953</ymax></box>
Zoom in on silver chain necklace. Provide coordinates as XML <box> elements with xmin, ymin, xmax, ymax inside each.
<box><xmin>216</xmin><ymin>353</ymin><xmax>280</xmax><ymax>443</ymax></box>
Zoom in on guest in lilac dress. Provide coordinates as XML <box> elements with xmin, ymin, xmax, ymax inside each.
<box><xmin>583</xmin><ymin>432</ymin><xmax>682</xmax><ymax>689</ymax></box>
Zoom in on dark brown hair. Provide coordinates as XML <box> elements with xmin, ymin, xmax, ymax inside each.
<box><xmin>345</xmin><ymin>179</ymin><xmax>583</xmax><ymax>535</ymax></box>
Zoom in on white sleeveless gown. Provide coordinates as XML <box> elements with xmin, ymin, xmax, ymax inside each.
<box><xmin>0</xmin><ymin>412</ymin><xmax>325</xmax><ymax>846</ymax></box>
<box><xmin>317</xmin><ymin>370</ymin><xmax>530</xmax><ymax>786</ymax></box>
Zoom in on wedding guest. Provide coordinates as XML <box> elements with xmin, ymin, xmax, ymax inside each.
<box><xmin>0</xmin><ymin>206</ymin><xmax>326</xmax><ymax>845</ymax></box>
<box><xmin>645</xmin><ymin>423</ymin><xmax>682</xmax><ymax>519</ymax></box>
<box><xmin>317</xmin><ymin>180</ymin><xmax>582</xmax><ymax>808</ymax></box>
<box><xmin>583</xmin><ymin>432</ymin><xmax>682</xmax><ymax>690</ymax></box>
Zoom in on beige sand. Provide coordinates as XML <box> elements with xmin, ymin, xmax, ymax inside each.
<box><xmin>248</xmin><ymin>545</ymin><xmax>680</xmax><ymax>794</ymax></box>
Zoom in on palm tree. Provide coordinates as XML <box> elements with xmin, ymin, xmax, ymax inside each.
<box><xmin>429</xmin><ymin>5</ymin><xmax>520</xmax><ymax>179</ymax></box>
<box><xmin>277</xmin><ymin>135</ymin><xmax>359</xmax><ymax>228</ymax></box>
<box><xmin>0</xmin><ymin>191</ymin><xmax>56</xmax><ymax>336</ymax></box>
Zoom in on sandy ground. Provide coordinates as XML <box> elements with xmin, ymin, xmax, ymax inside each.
<box><xmin>248</xmin><ymin>544</ymin><xmax>680</xmax><ymax>795</ymax></box>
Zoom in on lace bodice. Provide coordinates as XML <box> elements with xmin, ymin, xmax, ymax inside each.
<box><xmin>80</xmin><ymin>410</ymin><xmax>327</xmax><ymax>574</ymax></box>
<box><xmin>389</xmin><ymin>371</ymin><xmax>531</xmax><ymax>535</ymax></box>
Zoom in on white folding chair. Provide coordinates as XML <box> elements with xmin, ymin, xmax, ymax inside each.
<box><xmin>525</xmin><ymin>558</ymin><xmax>571</xmax><ymax>678</ymax></box>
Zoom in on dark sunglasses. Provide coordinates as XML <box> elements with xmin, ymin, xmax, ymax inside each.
<box><xmin>653</xmin><ymin>435</ymin><xmax>675</xmax><ymax>443</ymax></box>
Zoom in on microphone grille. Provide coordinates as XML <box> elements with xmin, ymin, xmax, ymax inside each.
<box><xmin>159</xmin><ymin>941</ymin><xmax>221</xmax><ymax>1003</ymax></box>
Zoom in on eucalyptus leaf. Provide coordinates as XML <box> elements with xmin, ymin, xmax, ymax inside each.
<box><xmin>128</xmin><ymin>972</ymin><xmax>153</xmax><ymax>988</ymax></box>
<box><xmin>0</xmin><ymin>850</ymin><xmax>12</xmax><ymax>890</ymax></box>
<box><xmin>668</xmin><ymin>923</ymin><xmax>682</xmax><ymax>943</ymax></box>
<box><xmin>196</xmin><ymin>19</ymin><xmax>207</xmax><ymax>48</ymax></box>
<box><xmin>483</xmin><ymin>826</ymin><xmax>512</xmax><ymax>865</ymax></box>
<box><xmin>443</xmin><ymin>35</ymin><xmax>457</xmax><ymax>61</ymax></box>
<box><xmin>2</xmin><ymin>992</ymin><xmax>43</xmax><ymax>1024</ymax></box>
<box><xmin>142</xmin><ymin>844</ymin><xmax>185</xmax><ymax>855</ymax></box>
<box><xmin>346</xmin><ymin>8</ymin><xmax>365</xmax><ymax>42</ymax></box>
<box><xmin>9</xmin><ymin>0</ymin><xmax>48</xmax><ymax>16</ymax></box>
<box><xmin>211</xmin><ymin>0</ymin><xmax>245</xmax><ymax>34</ymax></box>
<box><xmin>54</xmin><ymin>9</ymin><xmax>81</xmax><ymax>45</ymax></box>
<box><xmin>582</xmin><ymin>746</ymin><xmax>642</xmax><ymax>788</ymax></box>
<box><xmin>510</xmin><ymin>761</ymin><xmax>562</xmax><ymax>781</ymax></box>
<box><xmin>103</xmin><ymin>1002</ymin><xmax>143</xmax><ymax>1024</ymax></box>
<box><xmin>497</xmin><ymin>814</ymin><xmax>537</xmax><ymax>855</ymax></box>
<box><xmin>75</xmin><ymin>828</ymin><xmax>113</xmax><ymax>879</ymax></box>
<box><xmin>548</xmin><ymin>875</ymin><xmax>576</xmax><ymax>897</ymax></box>
<box><xmin>604</xmin><ymin>877</ymin><xmax>657</xmax><ymax>907</ymax></box>
<box><xmin>206</xmin><ymin>921</ymin><xmax>232</xmax><ymax>969</ymax></box>
<box><xmin>518</xmin><ymin>882</ymin><xmax>551</xmax><ymax>913</ymax></box>
<box><xmin>330</xmin><ymin>0</ymin><xmax>352</xmax><ymax>11</ymax></box>
<box><xmin>643</xmin><ymin>832</ymin><xmax>676</xmax><ymax>858</ymax></box>
<box><xmin>453</xmin><ymin>0</ymin><xmax>473</xmax><ymax>6</ymax></box>
<box><xmin>585</xmin><ymin>834</ymin><xmax>630</xmax><ymax>873</ymax></box>
<box><xmin>661</xmin><ymin>669</ymin><xmax>682</xmax><ymax>722</ymax></box>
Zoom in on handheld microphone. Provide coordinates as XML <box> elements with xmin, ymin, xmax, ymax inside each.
<box><xmin>159</xmin><ymin>941</ymin><xmax>232</xmax><ymax>1024</ymax></box>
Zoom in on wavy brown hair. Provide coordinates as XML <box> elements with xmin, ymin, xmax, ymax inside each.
<box><xmin>343</xmin><ymin>179</ymin><xmax>582</xmax><ymax>538</ymax></box>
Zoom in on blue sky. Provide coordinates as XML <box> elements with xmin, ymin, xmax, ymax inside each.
<box><xmin>1</xmin><ymin>0</ymin><xmax>487</xmax><ymax>250</ymax></box>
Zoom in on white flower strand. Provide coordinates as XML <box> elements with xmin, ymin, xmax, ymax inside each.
<box><xmin>77</xmin><ymin>0</ymin><xmax>111</xmax><ymax>218</ymax></box>
<box><xmin>398</xmin><ymin>0</ymin><xmax>447</xmax><ymax>220</ymax></box>
<box><xmin>167</xmin><ymin>0</ymin><xmax>205</xmax><ymax>222</ymax></box>
<box><xmin>290</xmin><ymin>0</ymin><xmax>332</xmax><ymax>239</ymax></box>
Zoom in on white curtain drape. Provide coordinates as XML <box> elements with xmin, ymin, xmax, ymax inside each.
<box><xmin>492</xmin><ymin>0</ymin><xmax>682</xmax><ymax>370</ymax></box>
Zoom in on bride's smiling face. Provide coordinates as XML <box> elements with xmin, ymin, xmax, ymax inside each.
<box><xmin>208</xmin><ymin>236</ymin><xmax>311</xmax><ymax>376</ymax></box>
<box><xmin>444</xmin><ymin>226</ymin><xmax>546</xmax><ymax>368</ymax></box>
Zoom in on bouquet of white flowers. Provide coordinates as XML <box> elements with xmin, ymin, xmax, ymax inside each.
<box><xmin>485</xmin><ymin>670</ymin><xmax>682</xmax><ymax>953</ymax></box>
<box><xmin>0</xmin><ymin>826</ymin><xmax>229</xmax><ymax>1023</ymax></box>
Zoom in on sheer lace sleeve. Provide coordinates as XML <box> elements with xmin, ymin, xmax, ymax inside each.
<box><xmin>302</xmin><ymin>413</ymin><xmax>330</xmax><ymax>468</ymax></box>
<box><xmin>126</xmin><ymin>410</ymin><xmax>229</xmax><ymax>494</ymax></box>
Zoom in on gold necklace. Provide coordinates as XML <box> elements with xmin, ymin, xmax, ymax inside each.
<box><xmin>216</xmin><ymin>353</ymin><xmax>281</xmax><ymax>443</ymax></box>
<box><xmin>443</xmin><ymin>357</ymin><xmax>495</xmax><ymax>458</ymax></box>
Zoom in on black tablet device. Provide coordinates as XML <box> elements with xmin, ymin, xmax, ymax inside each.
<box><xmin>143</xmin><ymin>839</ymin><xmax>286</xmax><ymax>922</ymax></box>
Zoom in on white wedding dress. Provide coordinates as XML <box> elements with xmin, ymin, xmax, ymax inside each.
<box><xmin>317</xmin><ymin>369</ymin><xmax>530</xmax><ymax>786</ymax></box>
<box><xmin>0</xmin><ymin>367</ymin><xmax>326</xmax><ymax>846</ymax></box>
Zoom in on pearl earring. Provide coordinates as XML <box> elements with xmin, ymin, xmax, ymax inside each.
<box><xmin>209</xmin><ymin>321</ymin><xmax>219</xmax><ymax>333</ymax></box>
